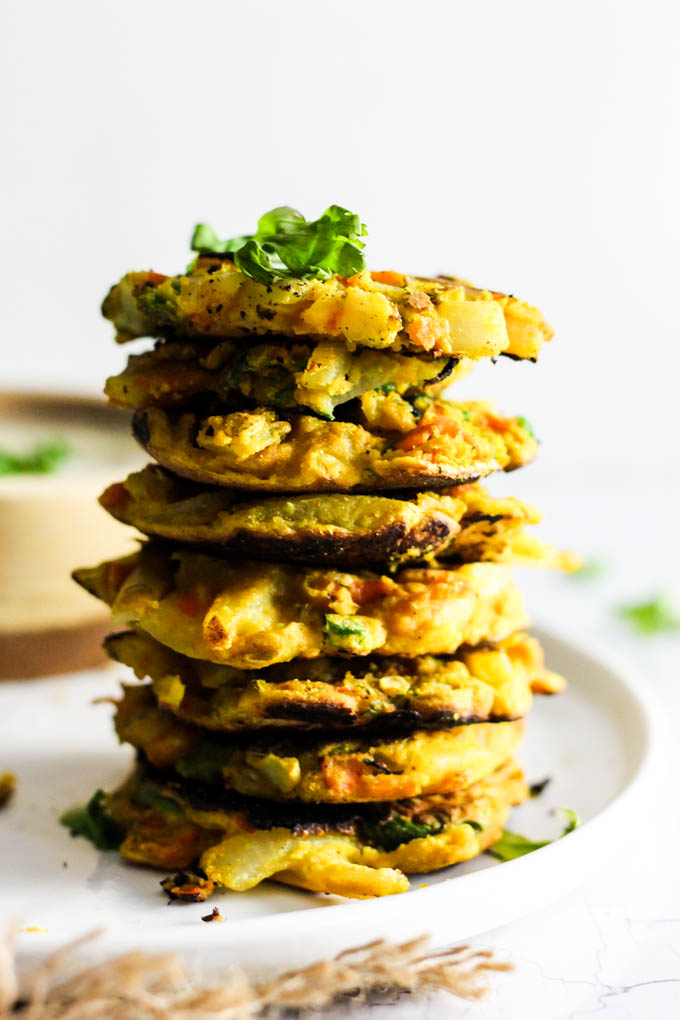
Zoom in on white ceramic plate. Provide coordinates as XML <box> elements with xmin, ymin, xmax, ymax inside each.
<box><xmin>1</xmin><ymin>629</ymin><xmax>657</xmax><ymax>973</ymax></box>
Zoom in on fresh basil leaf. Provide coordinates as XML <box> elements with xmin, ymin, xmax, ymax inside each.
<box><xmin>190</xmin><ymin>205</ymin><xmax>367</xmax><ymax>284</ymax></box>
<box><xmin>191</xmin><ymin>223</ymin><xmax>249</xmax><ymax>254</ymax></box>
<box><xmin>617</xmin><ymin>593</ymin><xmax>680</xmax><ymax>635</ymax></box>
<box><xmin>60</xmin><ymin>789</ymin><xmax>123</xmax><ymax>850</ymax></box>
<box><xmin>256</xmin><ymin>206</ymin><xmax>306</xmax><ymax>236</ymax></box>
<box><xmin>487</xmin><ymin>807</ymin><xmax>580</xmax><ymax>862</ymax></box>
<box><xmin>0</xmin><ymin>439</ymin><xmax>70</xmax><ymax>475</ymax></box>
<box><xmin>234</xmin><ymin>238</ymin><xmax>285</xmax><ymax>285</ymax></box>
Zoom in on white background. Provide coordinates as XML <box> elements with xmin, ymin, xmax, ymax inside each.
<box><xmin>2</xmin><ymin>0</ymin><xmax>679</xmax><ymax>469</ymax></box>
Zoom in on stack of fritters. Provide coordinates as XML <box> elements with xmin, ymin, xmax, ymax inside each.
<box><xmin>74</xmin><ymin>253</ymin><xmax>569</xmax><ymax>899</ymax></box>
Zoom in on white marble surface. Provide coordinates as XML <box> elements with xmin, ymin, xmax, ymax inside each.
<box><xmin>351</xmin><ymin>462</ymin><xmax>680</xmax><ymax>1019</ymax></box>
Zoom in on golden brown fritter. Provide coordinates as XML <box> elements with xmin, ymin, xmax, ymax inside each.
<box><xmin>73</xmin><ymin>546</ymin><xmax>528</xmax><ymax>669</ymax></box>
<box><xmin>113</xmin><ymin>684</ymin><xmax>524</xmax><ymax>802</ymax></box>
<box><xmin>131</xmin><ymin>394</ymin><xmax>537</xmax><ymax>493</ymax></box>
<box><xmin>105</xmin><ymin>337</ymin><xmax>470</xmax><ymax>419</ymax></box>
<box><xmin>100</xmin><ymin>467</ymin><xmax>573</xmax><ymax>570</ymax></box>
<box><xmin>106</xmin><ymin>630</ymin><xmax>564</xmax><ymax>733</ymax></box>
<box><xmin>103</xmin><ymin>260</ymin><xmax>552</xmax><ymax>361</ymax></box>
<box><xmin>106</xmin><ymin>760</ymin><xmax>528</xmax><ymax>898</ymax></box>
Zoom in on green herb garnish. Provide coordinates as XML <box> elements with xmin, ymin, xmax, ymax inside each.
<box><xmin>516</xmin><ymin>416</ymin><xmax>535</xmax><ymax>438</ymax></box>
<box><xmin>0</xmin><ymin>439</ymin><xmax>70</xmax><ymax>475</ymax></box>
<box><xmin>60</xmin><ymin>789</ymin><xmax>123</xmax><ymax>850</ymax></box>
<box><xmin>570</xmin><ymin>559</ymin><xmax>607</xmax><ymax>581</ymax></box>
<box><xmin>487</xmin><ymin>808</ymin><xmax>580</xmax><ymax>862</ymax></box>
<box><xmin>190</xmin><ymin>205</ymin><xmax>367</xmax><ymax>285</ymax></box>
<box><xmin>617</xmin><ymin>593</ymin><xmax>680</xmax><ymax>635</ymax></box>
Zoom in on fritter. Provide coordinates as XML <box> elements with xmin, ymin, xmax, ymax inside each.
<box><xmin>131</xmin><ymin>393</ymin><xmax>537</xmax><ymax>492</ymax></box>
<box><xmin>105</xmin><ymin>337</ymin><xmax>471</xmax><ymax>419</ymax></box>
<box><xmin>102</xmin><ymin>260</ymin><xmax>552</xmax><ymax>361</ymax></box>
<box><xmin>100</xmin><ymin>467</ymin><xmax>573</xmax><ymax>570</ymax></box>
<box><xmin>105</xmin><ymin>760</ymin><xmax>528</xmax><ymax>898</ymax></box>
<box><xmin>113</xmin><ymin>684</ymin><xmax>524</xmax><ymax>801</ymax></box>
<box><xmin>106</xmin><ymin>630</ymin><xmax>565</xmax><ymax>733</ymax></box>
<box><xmin>73</xmin><ymin>546</ymin><xmax>528</xmax><ymax>668</ymax></box>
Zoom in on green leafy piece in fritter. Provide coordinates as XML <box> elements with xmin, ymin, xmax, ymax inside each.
<box><xmin>358</xmin><ymin>813</ymin><xmax>445</xmax><ymax>852</ymax></box>
<box><xmin>515</xmin><ymin>416</ymin><xmax>535</xmax><ymax>439</ymax></box>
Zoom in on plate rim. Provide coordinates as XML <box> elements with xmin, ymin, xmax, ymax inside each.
<box><xmin>11</xmin><ymin>625</ymin><xmax>662</xmax><ymax>962</ymax></box>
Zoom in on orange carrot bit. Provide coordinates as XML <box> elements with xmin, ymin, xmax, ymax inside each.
<box><xmin>370</xmin><ymin>270</ymin><xmax>405</xmax><ymax>287</ymax></box>
<box><xmin>405</xmin><ymin>317</ymin><xmax>445</xmax><ymax>352</ymax></box>
<box><xmin>176</xmin><ymin>592</ymin><xmax>204</xmax><ymax>618</ymax></box>
<box><xmin>100</xmin><ymin>482</ymin><xmax>130</xmax><ymax>512</ymax></box>
<box><xmin>481</xmin><ymin>412</ymin><xmax>511</xmax><ymax>434</ymax></box>
<box><xmin>350</xmin><ymin>577</ymin><xmax>392</xmax><ymax>605</ymax></box>
<box><xmin>396</xmin><ymin>417</ymin><xmax>461</xmax><ymax>452</ymax></box>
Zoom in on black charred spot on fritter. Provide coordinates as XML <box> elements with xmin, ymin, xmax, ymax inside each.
<box><xmin>132</xmin><ymin>411</ymin><xmax>151</xmax><ymax>449</ymax></box>
<box><xmin>362</xmin><ymin>757</ymin><xmax>403</xmax><ymax>775</ymax></box>
<box><xmin>265</xmin><ymin>701</ymin><xmax>356</xmax><ymax>726</ymax></box>
<box><xmin>255</xmin><ymin>305</ymin><xmax>276</xmax><ymax>321</ymax></box>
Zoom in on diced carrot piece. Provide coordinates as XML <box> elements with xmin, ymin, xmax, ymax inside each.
<box><xmin>396</xmin><ymin>417</ymin><xmax>461</xmax><ymax>452</ymax></box>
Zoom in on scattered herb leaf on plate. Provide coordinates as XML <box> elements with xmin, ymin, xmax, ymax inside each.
<box><xmin>617</xmin><ymin>593</ymin><xmax>680</xmax><ymax>635</ymax></box>
<box><xmin>60</xmin><ymin>790</ymin><xmax>123</xmax><ymax>850</ymax></box>
<box><xmin>570</xmin><ymin>559</ymin><xmax>607</xmax><ymax>581</ymax></box>
<box><xmin>0</xmin><ymin>439</ymin><xmax>70</xmax><ymax>475</ymax></box>
<box><xmin>488</xmin><ymin>807</ymin><xmax>580</xmax><ymax>862</ymax></box>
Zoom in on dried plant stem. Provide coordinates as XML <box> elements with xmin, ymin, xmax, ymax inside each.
<box><xmin>1</xmin><ymin>929</ymin><xmax>513</xmax><ymax>1018</ymax></box>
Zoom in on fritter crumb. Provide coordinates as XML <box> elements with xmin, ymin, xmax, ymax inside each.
<box><xmin>161</xmin><ymin>869</ymin><xmax>215</xmax><ymax>903</ymax></box>
<box><xmin>201</xmin><ymin>907</ymin><xmax>224</xmax><ymax>923</ymax></box>
<box><xmin>0</xmin><ymin>772</ymin><xmax>16</xmax><ymax>808</ymax></box>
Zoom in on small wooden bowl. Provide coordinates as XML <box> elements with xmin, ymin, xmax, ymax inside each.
<box><xmin>0</xmin><ymin>393</ymin><xmax>145</xmax><ymax>678</ymax></box>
